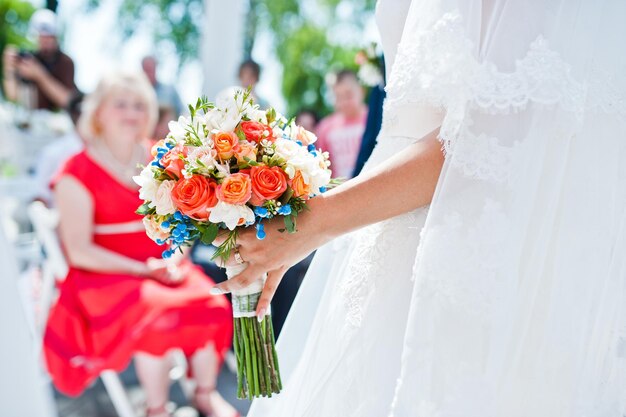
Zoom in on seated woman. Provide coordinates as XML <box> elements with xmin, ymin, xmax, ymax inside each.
<box><xmin>43</xmin><ymin>72</ymin><xmax>239</xmax><ymax>417</ymax></box>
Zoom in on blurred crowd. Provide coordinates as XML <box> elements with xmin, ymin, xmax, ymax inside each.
<box><xmin>1</xmin><ymin>7</ymin><xmax>385</xmax><ymax>417</ymax></box>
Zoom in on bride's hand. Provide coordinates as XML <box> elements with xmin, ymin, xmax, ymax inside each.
<box><xmin>210</xmin><ymin>197</ymin><xmax>329</xmax><ymax>316</ymax></box>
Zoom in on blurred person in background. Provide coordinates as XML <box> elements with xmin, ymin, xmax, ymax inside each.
<box><xmin>315</xmin><ymin>69</ymin><xmax>367</xmax><ymax>179</ymax></box>
<box><xmin>295</xmin><ymin>109</ymin><xmax>319</xmax><ymax>133</ymax></box>
<box><xmin>238</xmin><ymin>59</ymin><xmax>269</xmax><ymax>108</ymax></box>
<box><xmin>2</xmin><ymin>9</ymin><xmax>78</xmax><ymax>111</ymax></box>
<box><xmin>43</xmin><ymin>72</ymin><xmax>238</xmax><ymax>417</ymax></box>
<box><xmin>142</xmin><ymin>55</ymin><xmax>184</xmax><ymax>118</ymax></box>
<box><xmin>353</xmin><ymin>58</ymin><xmax>386</xmax><ymax>177</ymax></box>
<box><xmin>153</xmin><ymin>103</ymin><xmax>176</xmax><ymax>140</ymax></box>
<box><xmin>34</xmin><ymin>93</ymin><xmax>85</xmax><ymax>205</ymax></box>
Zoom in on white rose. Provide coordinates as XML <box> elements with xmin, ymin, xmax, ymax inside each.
<box><xmin>133</xmin><ymin>166</ymin><xmax>159</xmax><ymax>205</ymax></box>
<box><xmin>209</xmin><ymin>201</ymin><xmax>255</xmax><ymax>231</ymax></box>
<box><xmin>274</xmin><ymin>138</ymin><xmax>305</xmax><ymax>163</ymax></box>
<box><xmin>143</xmin><ymin>216</ymin><xmax>169</xmax><ymax>242</ymax></box>
<box><xmin>154</xmin><ymin>180</ymin><xmax>177</xmax><ymax>216</ymax></box>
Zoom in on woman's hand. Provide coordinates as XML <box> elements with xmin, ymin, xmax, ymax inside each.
<box><xmin>211</xmin><ymin>197</ymin><xmax>330</xmax><ymax>316</ymax></box>
<box><xmin>145</xmin><ymin>257</ymin><xmax>186</xmax><ymax>286</ymax></box>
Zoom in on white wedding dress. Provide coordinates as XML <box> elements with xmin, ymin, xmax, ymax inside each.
<box><xmin>249</xmin><ymin>1</ymin><xmax>626</xmax><ymax>416</ymax></box>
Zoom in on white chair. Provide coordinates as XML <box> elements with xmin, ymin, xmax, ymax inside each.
<box><xmin>28</xmin><ymin>201</ymin><xmax>136</xmax><ymax>417</ymax></box>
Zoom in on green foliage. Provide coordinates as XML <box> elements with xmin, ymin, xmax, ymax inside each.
<box><xmin>252</xmin><ymin>0</ymin><xmax>376</xmax><ymax>116</ymax></box>
<box><xmin>85</xmin><ymin>0</ymin><xmax>203</xmax><ymax>63</ymax></box>
<box><xmin>0</xmin><ymin>0</ymin><xmax>36</xmax><ymax>94</ymax></box>
<box><xmin>84</xmin><ymin>0</ymin><xmax>376</xmax><ymax>116</ymax></box>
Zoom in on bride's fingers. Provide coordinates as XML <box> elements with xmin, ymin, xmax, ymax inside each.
<box><xmin>256</xmin><ymin>266</ymin><xmax>288</xmax><ymax>320</ymax></box>
<box><xmin>210</xmin><ymin>264</ymin><xmax>265</xmax><ymax>295</ymax></box>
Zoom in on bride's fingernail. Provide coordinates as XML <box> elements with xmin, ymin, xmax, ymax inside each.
<box><xmin>210</xmin><ymin>287</ymin><xmax>224</xmax><ymax>295</ymax></box>
<box><xmin>257</xmin><ymin>309</ymin><xmax>266</xmax><ymax>322</ymax></box>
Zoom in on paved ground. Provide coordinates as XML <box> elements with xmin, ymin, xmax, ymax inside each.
<box><xmin>54</xmin><ymin>362</ymin><xmax>251</xmax><ymax>417</ymax></box>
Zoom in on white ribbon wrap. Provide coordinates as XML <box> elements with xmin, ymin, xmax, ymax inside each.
<box><xmin>226</xmin><ymin>264</ymin><xmax>268</xmax><ymax>318</ymax></box>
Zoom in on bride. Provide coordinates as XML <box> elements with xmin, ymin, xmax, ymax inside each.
<box><xmin>213</xmin><ymin>0</ymin><xmax>626</xmax><ymax>415</ymax></box>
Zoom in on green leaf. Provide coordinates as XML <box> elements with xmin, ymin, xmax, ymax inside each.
<box><xmin>200</xmin><ymin>223</ymin><xmax>219</xmax><ymax>245</ymax></box>
<box><xmin>284</xmin><ymin>215</ymin><xmax>296</xmax><ymax>233</ymax></box>
<box><xmin>236</xmin><ymin>129</ymin><xmax>247</xmax><ymax>142</ymax></box>
<box><xmin>136</xmin><ymin>203</ymin><xmax>154</xmax><ymax>215</ymax></box>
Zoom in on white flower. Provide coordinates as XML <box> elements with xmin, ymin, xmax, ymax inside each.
<box><xmin>245</xmin><ymin>107</ymin><xmax>268</xmax><ymax>124</ymax></box>
<box><xmin>154</xmin><ymin>180</ymin><xmax>177</xmax><ymax>216</ymax></box>
<box><xmin>168</xmin><ymin>116</ymin><xmax>191</xmax><ymax>141</ymax></box>
<box><xmin>274</xmin><ymin>138</ymin><xmax>304</xmax><ymax>163</ymax></box>
<box><xmin>357</xmin><ymin>63</ymin><xmax>383</xmax><ymax>87</ymax></box>
<box><xmin>204</xmin><ymin>107</ymin><xmax>241</xmax><ymax>133</ymax></box>
<box><xmin>209</xmin><ymin>201</ymin><xmax>255</xmax><ymax>230</ymax></box>
<box><xmin>187</xmin><ymin>146</ymin><xmax>218</xmax><ymax>171</ymax></box>
<box><xmin>285</xmin><ymin>152</ymin><xmax>332</xmax><ymax>193</ymax></box>
<box><xmin>133</xmin><ymin>166</ymin><xmax>159</xmax><ymax>205</ymax></box>
<box><xmin>143</xmin><ymin>216</ymin><xmax>169</xmax><ymax>242</ymax></box>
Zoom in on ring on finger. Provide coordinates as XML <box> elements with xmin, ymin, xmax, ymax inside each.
<box><xmin>234</xmin><ymin>248</ymin><xmax>245</xmax><ymax>265</ymax></box>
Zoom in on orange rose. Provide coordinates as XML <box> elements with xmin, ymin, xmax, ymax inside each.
<box><xmin>217</xmin><ymin>173</ymin><xmax>252</xmax><ymax>205</ymax></box>
<box><xmin>171</xmin><ymin>175</ymin><xmax>218</xmax><ymax>220</ymax></box>
<box><xmin>161</xmin><ymin>144</ymin><xmax>188</xmax><ymax>179</ymax></box>
<box><xmin>240</xmin><ymin>120</ymin><xmax>274</xmax><ymax>143</ymax></box>
<box><xmin>214</xmin><ymin>131</ymin><xmax>240</xmax><ymax>160</ymax></box>
<box><xmin>290</xmin><ymin>170</ymin><xmax>311</xmax><ymax>198</ymax></box>
<box><xmin>235</xmin><ymin>141</ymin><xmax>258</xmax><ymax>164</ymax></box>
<box><xmin>249</xmin><ymin>164</ymin><xmax>288</xmax><ymax>205</ymax></box>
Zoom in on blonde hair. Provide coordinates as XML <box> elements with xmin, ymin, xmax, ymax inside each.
<box><xmin>78</xmin><ymin>71</ymin><xmax>158</xmax><ymax>141</ymax></box>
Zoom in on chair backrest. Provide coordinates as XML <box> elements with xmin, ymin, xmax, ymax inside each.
<box><xmin>28</xmin><ymin>201</ymin><xmax>68</xmax><ymax>281</ymax></box>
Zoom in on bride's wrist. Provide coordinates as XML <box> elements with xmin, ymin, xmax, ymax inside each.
<box><xmin>302</xmin><ymin>194</ymin><xmax>338</xmax><ymax>244</ymax></box>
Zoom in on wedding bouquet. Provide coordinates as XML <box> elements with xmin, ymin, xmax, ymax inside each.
<box><xmin>134</xmin><ymin>90</ymin><xmax>333</xmax><ymax>399</ymax></box>
<box><xmin>355</xmin><ymin>42</ymin><xmax>384</xmax><ymax>87</ymax></box>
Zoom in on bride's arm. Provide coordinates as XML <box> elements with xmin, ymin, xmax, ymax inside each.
<box><xmin>212</xmin><ymin>128</ymin><xmax>444</xmax><ymax>313</ymax></box>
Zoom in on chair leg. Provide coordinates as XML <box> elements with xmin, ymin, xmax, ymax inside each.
<box><xmin>169</xmin><ymin>349</ymin><xmax>195</xmax><ymax>401</ymax></box>
<box><xmin>100</xmin><ymin>370</ymin><xmax>136</xmax><ymax>417</ymax></box>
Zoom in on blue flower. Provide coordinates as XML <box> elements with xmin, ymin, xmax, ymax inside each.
<box><xmin>156</xmin><ymin>238</ymin><xmax>165</xmax><ymax>245</ymax></box>
<box><xmin>172</xmin><ymin>228</ymin><xmax>181</xmax><ymax>238</ymax></box>
<box><xmin>307</xmin><ymin>144</ymin><xmax>316</xmax><ymax>152</ymax></box>
<box><xmin>165</xmin><ymin>141</ymin><xmax>175</xmax><ymax>149</ymax></box>
<box><xmin>254</xmin><ymin>206</ymin><xmax>270</xmax><ymax>218</ymax></box>
<box><xmin>161</xmin><ymin>221</ymin><xmax>171</xmax><ymax>229</ymax></box>
<box><xmin>151</xmin><ymin>160</ymin><xmax>164</xmax><ymax>168</ymax></box>
<box><xmin>173</xmin><ymin>211</ymin><xmax>184</xmax><ymax>221</ymax></box>
<box><xmin>162</xmin><ymin>249</ymin><xmax>173</xmax><ymax>259</ymax></box>
<box><xmin>277</xmin><ymin>204</ymin><xmax>292</xmax><ymax>216</ymax></box>
<box><xmin>255</xmin><ymin>223</ymin><xmax>266</xmax><ymax>240</ymax></box>
<box><xmin>296</xmin><ymin>140</ymin><xmax>303</xmax><ymax>146</ymax></box>
<box><xmin>175</xmin><ymin>222</ymin><xmax>187</xmax><ymax>232</ymax></box>
<box><xmin>319</xmin><ymin>186</ymin><xmax>327</xmax><ymax>193</ymax></box>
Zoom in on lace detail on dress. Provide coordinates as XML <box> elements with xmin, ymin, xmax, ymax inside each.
<box><xmin>384</xmin><ymin>10</ymin><xmax>624</xmax><ymax>150</ymax></box>
<box><xmin>448</xmin><ymin>126</ymin><xmax>518</xmax><ymax>184</ymax></box>
<box><xmin>413</xmin><ymin>199</ymin><xmax>509</xmax><ymax>316</ymax></box>
<box><xmin>338</xmin><ymin>209</ymin><xmax>423</xmax><ymax>328</ymax></box>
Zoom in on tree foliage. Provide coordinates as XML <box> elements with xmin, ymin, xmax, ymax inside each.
<box><xmin>0</xmin><ymin>0</ymin><xmax>36</xmax><ymax>93</ymax></box>
<box><xmin>85</xmin><ymin>0</ymin><xmax>375</xmax><ymax>116</ymax></box>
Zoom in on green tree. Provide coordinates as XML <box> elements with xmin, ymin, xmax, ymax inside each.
<box><xmin>250</xmin><ymin>0</ymin><xmax>376</xmax><ymax>115</ymax></box>
<box><xmin>0</xmin><ymin>0</ymin><xmax>36</xmax><ymax>95</ymax></box>
<box><xmin>85</xmin><ymin>0</ymin><xmax>375</xmax><ymax>116</ymax></box>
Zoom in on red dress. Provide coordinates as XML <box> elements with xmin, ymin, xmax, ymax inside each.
<box><xmin>43</xmin><ymin>151</ymin><xmax>233</xmax><ymax>396</ymax></box>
